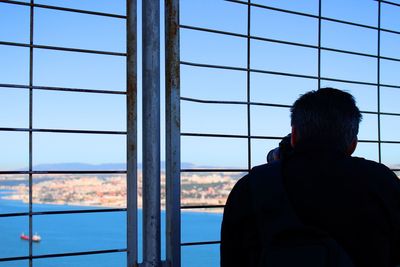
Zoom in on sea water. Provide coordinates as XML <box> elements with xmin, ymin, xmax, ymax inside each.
<box><xmin>0</xmin><ymin>197</ymin><xmax>222</xmax><ymax>267</ymax></box>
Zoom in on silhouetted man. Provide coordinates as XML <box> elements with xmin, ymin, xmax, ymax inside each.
<box><xmin>221</xmin><ymin>88</ymin><xmax>400</xmax><ymax>267</ymax></box>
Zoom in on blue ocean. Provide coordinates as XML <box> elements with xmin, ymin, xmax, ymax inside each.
<box><xmin>0</xmin><ymin>196</ymin><xmax>222</xmax><ymax>267</ymax></box>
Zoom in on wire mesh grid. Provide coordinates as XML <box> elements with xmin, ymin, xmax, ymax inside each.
<box><xmin>179</xmin><ymin>0</ymin><xmax>400</xmax><ymax>251</ymax></box>
<box><xmin>0</xmin><ymin>0</ymin><xmax>130</xmax><ymax>265</ymax></box>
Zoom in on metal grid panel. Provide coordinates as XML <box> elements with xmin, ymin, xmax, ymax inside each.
<box><xmin>179</xmin><ymin>0</ymin><xmax>400</xmax><ymax>255</ymax></box>
<box><xmin>0</xmin><ymin>0</ymin><xmax>135</xmax><ymax>265</ymax></box>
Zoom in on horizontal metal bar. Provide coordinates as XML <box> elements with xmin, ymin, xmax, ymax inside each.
<box><xmin>181</xmin><ymin>133</ymin><xmax>388</xmax><ymax>145</ymax></box>
<box><xmin>251</xmin><ymin>135</ymin><xmax>291</xmax><ymax>140</ymax></box>
<box><xmin>181</xmin><ymin>205</ymin><xmax>225</xmax><ymax>209</ymax></box>
<box><xmin>181</xmin><ymin>61</ymin><xmax>400</xmax><ymax>89</ymax></box>
<box><xmin>180</xmin><ymin>168</ymin><xmax>248</xmax><ymax>173</ymax></box>
<box><xmin>181</xmin><ymin>61</ymin><xmax>318</xmax><ymax>80</ymax></box>
<box><xmin>0</xmin><ymin>170</ymin><xmax>126</xmax><ymax>175</ymax></box>
<box><xmin>322</xmin><ymin>16</ymin><xmax>381</xmax><ymax>32</ymax></box>
<box><xmin>181</xmin><ymin>132</ymin><xmax>284</xmax><ymax>140</ymax></box>
<box><xmin>226</xmin><ymin>0</ymin><xmax>400</xmax><ymax>37</ymax></box>
<box><xmin>182</xmin><ymin>133</ymin><xmax>384</xmax><ymax>144</ymax></box>
<box><xmin>323</xmin><ymin>46</ymin><xmax>400</xmax><ymax>63</ymax></box>
<box><xmin>321</xmin><ymin>77</ymin><xmax>379</xmax><ymax>87</ymax></box>
<box><xmin>180</xmin><ymin>24</ymin><xmax>247</xmax><ymax>41</ymax></box>
<box><xmin>0</xmin><ymin>212</ymin><xmax>28</xmax><ymax>218</ymax></box>
<box><xmin>181</xmin><ymin>61</ymin><xmax>247</xmax><ymax>72</ymax></box>
<box><xmin>361</xmin><ymin>110</ymin><xmax>380</xmax><ymax>115</ymax></box>
<box><xmin>0</xmin><ymin>83</ymin><xmax>126</xmax><ymax>95</ymax></box>
<box><xmin>0</xmin><ymin>208</ymin><xmax>126</xmax><ymax>218</ymax></box>
<box><xmin>358</xmin><ymin>139</ymin><xmax>380</xmax><ymax>143</ymax></box>
<box><xmin>0</xmin><ymin>0</ymin><xmax>126</xmax><ymax>19</ymax></box>
<box><xmin>181</xmin><ymin>97</ymin><xmax>400</xmax><ymax>117</ymax></box>
<box><xmin>0</xmin><ymin>41</ymin><xmax>126</xmax><ymax>56</ymax></box>
<box><xmin>225</xmin><ymin>0</ymin><xmax>318</xmax><ymax>19</ymax></box>
<box><xmin>181</xmin><ymin>97</ymin><xmax>249</xmax><ymax>105</ymax></box>
<box><xmin>325</xmin><ymin>76</ymin><xmax>400</xmax><ymax>90</ymax></box>
<box><xmin>0</xmin><ymin>249</ymin><xmax>127</xmax><ymax>262</ymax></box>
<box><xmin>34</xmin><ymin>249</ymin><xmax>127</xmax><ymax>260</ymax></box>
<box><xmin>379</xmin><ymin>0</ymin><xmax>400</xmax><ymax>9</ymax></box>
<box><xmin>380</xmin><ymin>140</ymin><xmax>400</xmax><ymax>144</ymax></box>
<box><xmin>380</xmin><ymin>111</ymin><xmax>400</xmax><ymax>117</ymax></box>
<box><xmin>255</xmin><ymin>67</ymin><xmax>319</xmax><ymax>80</ymax></box>
<box><xmin>182</xmin><ymin>132</ymin><xmax>247</xmax><ymax>139</ymax></box>
<box><xmin>33</xmin><ymin>208</ymin><xmax>126</xmax><ymax>216</ymax></box>
<box><xmin>181</xmin><ymin>241</ymin><xmax>221</xmax><ymax>246</ymax></box>
<box><xmin>34</xmin><ymin>44</ymin><xmax>126</xmax><ymax>57</ymax></box>
<box><xmin>181</xmin><ymin>24</ymin><xmax>400</xmax><ymax>63</ymax></box>
<box><xmin>0</xmin><ymin>127</ymin><xmax>126</xmax><ymax>135</ymax></box>
<box><xmin>0</xmin><ymin>255</ymin><xmax>29</xmax><ymax>262</ymax></box>
<box><xmin>181</xmin><ymin>96</ymin><xmax>292</xmax><ymax>108</ymax></box>
<box><xmin>181</xmin><ymin>24</ymin><xmax>316</xmax><ymax>50</ymax></box>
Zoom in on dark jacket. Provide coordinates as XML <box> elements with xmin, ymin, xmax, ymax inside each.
<box><xmin>221</xmin><ymin>148</ymin><xmax>400</xmax><ymax>267</ymax></box>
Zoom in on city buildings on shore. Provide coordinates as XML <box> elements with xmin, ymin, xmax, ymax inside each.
<box><xmin>0</xmin><ymin>172</ymin><xmax>241</xmax><ymax>211</ymax></box>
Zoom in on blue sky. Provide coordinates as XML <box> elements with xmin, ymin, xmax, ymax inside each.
<box><xmin>1</xmin><ymin>0</ymin><xmax>400</xmax><ymax>170</ymax></box>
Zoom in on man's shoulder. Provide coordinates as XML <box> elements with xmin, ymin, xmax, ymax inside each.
<box><xmin>346</xmin><ymin>156</ymin><xmax>400</xmax><ymax>190</ymax></box>
<box><xmin>229</xmin><ymin>162</ymin><xmax>282</xmax><ymax>198</ymax></box>
<box><xmin>347</xmin><ymin>156</ymin><xmax>395</xmax><ymax>176</ymax></box>
<box><xmin>250</xmin><ymin>161</ymin><xmax>282</xmax><ymax>177</ymax></box>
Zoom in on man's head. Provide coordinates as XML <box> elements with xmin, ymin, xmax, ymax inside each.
<box><xmin>290</xmin><ymin>88</ymin><xmax>362</xmax><ymax>155</ymax></box>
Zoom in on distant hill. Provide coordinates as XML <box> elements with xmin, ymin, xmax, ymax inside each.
<box><xmin>31</xmin><ymin>163</ymin><xmax>126</xmax><ymax>171</ymax></box>
<box><xmin>19</xmin><ymin>162</ymin><xmax>199</xmax><ymax>171</ymax></box>
<box><xmin>389</xmin><ymin>164</ymin><xmax>400</xmax><ymax>171</ymax></box>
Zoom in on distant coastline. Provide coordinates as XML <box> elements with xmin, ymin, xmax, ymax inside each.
<box><xmin>0</xmin><ymin>163</ymin><xmax>242</xmax><ymax>213</ymax></box>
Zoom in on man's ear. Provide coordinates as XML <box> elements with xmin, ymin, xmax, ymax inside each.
<box><xmin>346</xmin><ymin>137</ymin><xmax>358</xmax><ymax>156</ymax></box>
<box><xmin>291</xmin><ymin>126</ymin><xmax>297</xmax><ymax>148</ymax></box>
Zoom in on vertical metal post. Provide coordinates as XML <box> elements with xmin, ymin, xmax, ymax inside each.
<box><xmin>127</xmin><ymin>0</ymin><xmax>138</xmax><ymax>266</ymax></box>
<box><xmin>377</xmin><ymin>0</ymin><xmax>382</xmax><ymax>163</ymax></box>
<box><xmin>142</xmin><ymin>0</ymin><xmax>161</xmax><ymax>266</ymax></box>
<box><xmin>246</xmin><ymin>0</ymin><xmax>252</xmax><ymax>171</ymax></box>
<box><xmin>165</xmin><ymin>0</ymin><xmax>181</xmax><ymax>266</ymax></box>
<box><xmin>318</xmin><ymin>0</ymin><xmax>322</xmax><ymax>90</ymax></box>
<box><xmin>29</xmin><ymin>1</ymin><xmax>34</xmax><ymax>266</ymax></box>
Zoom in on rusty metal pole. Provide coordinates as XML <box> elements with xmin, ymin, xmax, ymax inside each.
<box><xmin>127</xmin><ymin>0</ymin><xmax>138</xmax><ymax>266</ymax></box>
<box><xmin>165</xmin><ymin>0</ymin><xmax>181</xmax><ymax>266</ymax></box>
<box><xmin>142</xmin><ymin>0</ymin><xmax>161</xmax><ymax>266</ymax></box>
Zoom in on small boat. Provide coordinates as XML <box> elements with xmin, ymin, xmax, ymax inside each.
<box><xmin>20</xmin><ymin>232</ymin><xmax>41</xmax><ymax>242</ymax></box>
